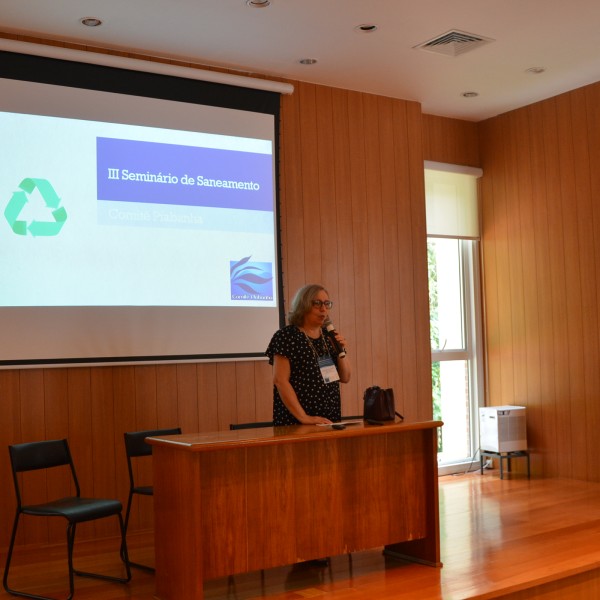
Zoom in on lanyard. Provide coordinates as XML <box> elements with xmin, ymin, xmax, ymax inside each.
<box><xmin>301</xmin><ymin>330</ymin><xmax>339</xmax><ymax>383</ymax></box>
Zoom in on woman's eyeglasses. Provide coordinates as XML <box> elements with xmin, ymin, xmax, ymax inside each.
<box><xmin>312</xmin><ymin>300</ymin><xmax>333</xmax><ymax>309</ymax></box>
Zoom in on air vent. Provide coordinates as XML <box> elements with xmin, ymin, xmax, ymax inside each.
<box><xmin>414</xmin><ymin>30</ymin><xmax>494</xmax><ymax>57</ymax></box>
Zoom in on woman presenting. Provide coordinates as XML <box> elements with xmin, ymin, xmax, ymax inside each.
<box><xmin>266</xmin><ymin>284</ymin><xmax>351</xmax><ymax>425</ymax></box>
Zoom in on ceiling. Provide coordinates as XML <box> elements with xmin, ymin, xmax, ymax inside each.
<box><xmin>1</xmin><ymin>0</ymin><xmax>599</xmax><ymax>122</ymax></box>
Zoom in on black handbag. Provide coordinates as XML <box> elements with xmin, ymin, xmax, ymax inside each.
<box><xmin>363</xmin><ymin>386</ymin><xmax>404</xmax><ymax>422</ymax></box>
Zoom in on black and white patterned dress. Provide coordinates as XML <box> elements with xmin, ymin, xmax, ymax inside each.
<box><xmin>266</xmin><ymin>325</ymin><xmax>342</xmax><ymax>425</ymax></box>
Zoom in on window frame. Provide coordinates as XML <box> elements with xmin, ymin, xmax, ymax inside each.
<box><xmin>428</xmin><ymin>237</ymin><xmax>485</xmax><ymax>474</ymax></box>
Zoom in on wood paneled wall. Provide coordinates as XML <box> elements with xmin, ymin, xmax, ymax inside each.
<box><xmin>422</xmin><ymin>114</ymin><xmax>480</xmax><ymax>167</ymax></box>
<box><xmin>478</xmin><ymin>81</ymin><xmax>600</xmax><ymax>480</ymax></box>
<box><xmin>279</xmin><ymin>83</ymin><xmax>432</xmax><ymax>417</ymax></box>
<box><xmin>0</xmin><ymin>38</ymin><xmax>436</xmax><ymax>551</ymax></box>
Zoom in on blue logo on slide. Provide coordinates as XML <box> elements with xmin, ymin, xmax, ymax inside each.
<box><xmin>230</xmin><ymin>256</ymin><xmax>273</xmax><ymax>301</ymax></box>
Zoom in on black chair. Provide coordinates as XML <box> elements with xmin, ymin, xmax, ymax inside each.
<box><xmin>122</xmin><ymin>427</ymin><xmax>181</xmax><ymax>571</ymax></box>
<box><xmin>3</xmin><ymin>439</ymin><xmax>131</xmax><ymax>600</ymax></box>
<box><xmin>229</xmin><ymin>421</ymin><xmax>274</xmax><ymax>430</ymax></box>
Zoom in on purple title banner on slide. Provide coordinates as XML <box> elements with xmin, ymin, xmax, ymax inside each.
<box><xmin>97</xmin><ymin>137</ymin><xmax>273</xmax><ymax>211</ymax></box>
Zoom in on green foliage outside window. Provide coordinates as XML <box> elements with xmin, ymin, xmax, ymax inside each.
<box><xmin>428</xmin><ymin>242</ymin><xmax>443</xmax><ymax>452</ymax></box>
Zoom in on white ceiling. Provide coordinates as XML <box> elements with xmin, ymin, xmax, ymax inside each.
<box><xmin>1</xmin><ymin>0</ymin><xmax>599</xmax><ymax>122</ymax></box>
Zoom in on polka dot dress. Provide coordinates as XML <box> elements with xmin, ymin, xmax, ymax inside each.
<box><xmin>266</xmin><ymin>325</ymin><xmax>342</xmax><ymax>425</ymax></box>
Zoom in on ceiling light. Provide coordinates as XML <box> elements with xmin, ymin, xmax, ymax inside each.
<box><xmin>80</xmin><ymin>17</ymin><xmax>102</xmax><ymax>27</ymax></box>
<box><xmin>246</xmin><ymin>0</ymin><xmax>270</xmax><ymax>7</ymax></box>
<box><xmin>299</xmin><ymin>58</ymin><xmax>317</xmax><ymax>65</ymax></box>
<box><xmin>462</xmin><ymin>92</ymin><xmax>479</xmax><ymax>98</ymax></box>
<box><xmin>354</xmin><ymin>24</ymin><xmax>378</xmax><ymax>33</ymax></box>
<box><xmin>526</xmin><ymin>67</ymin><xmax>546</xmax><ymax>75</ymax></box>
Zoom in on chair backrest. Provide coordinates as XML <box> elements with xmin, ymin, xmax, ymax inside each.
<box><xmin>123</xmin><ymin>428</ymin><xmax>182</xmax><ymax>459</ymax></box>
<box><xmin>8</xmin><ymin>439</ymin><xmax>79</xmax><ymax>507</ymax></box>
<box><xmin>229</xmin><ymin>421</ymin><xmax>274</xmax><ymax>430</ymax></box>
<box><xmin>123</xmin><ymin>428</ymin><xmax>181</xmax><ymax>489</ymax></box>
<box><xmin>9</xmin><ymin>439</ymin><xmax>71</xmax><ymax>472</ymax></box>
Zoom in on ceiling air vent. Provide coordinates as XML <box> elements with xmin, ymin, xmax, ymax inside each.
<box><xmin>414</xmin><ymin>30</ymin><xmax>494</xmax><ymax>57</ymax></box>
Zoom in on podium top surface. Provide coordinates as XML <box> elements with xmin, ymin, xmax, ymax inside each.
<box><xmin>146</xmin><ymin>419</ymin><xmax>443</xmax><ymax>453</ymax></box>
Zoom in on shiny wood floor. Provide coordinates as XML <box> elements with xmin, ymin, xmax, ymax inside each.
<box><xmin>3</xmin><ymin>472</ymin><xmax>600</xmax><ymax>599</ymax></box>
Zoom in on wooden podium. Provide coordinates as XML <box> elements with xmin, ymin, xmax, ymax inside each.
<box><xmin>148</xmin><ymin>420</ymin><xmax>442</xmax><ymax>600</ymax></box>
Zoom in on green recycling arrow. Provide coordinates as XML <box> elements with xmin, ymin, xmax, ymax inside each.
<box><xmin>4</xmin><ymin>178</ymin><xmax>67</xmax><ymax>236</ymax></box>
<box><xmin>4</xmin><ymin>190</ymin><xmax>28</xmax><ymax>235</ymax></box>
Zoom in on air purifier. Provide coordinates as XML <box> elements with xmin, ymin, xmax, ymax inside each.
<box><xmin>479</xmin><ymin>406</ymin><xmax>527</xmax><ymax>453</ymax></box>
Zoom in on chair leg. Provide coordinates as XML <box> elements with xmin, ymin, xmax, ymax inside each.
<box><xmin>4</xmin><ymin>513</ymin><xmax>130</xmax><ymax>599</ymax></box>
<box><xmin>3</xmin><ymin>511</ymin><xmax>68</xmax><ymax>600</ymax></box>
<box><xmin>2</xmin><ymin>511</ymin><xmax>19</xmax><ymax>596</ymax></box>
<box><xmin>120</xmin><ymin>490</ymin><xmax>134</xmax><ymax>565</ymax></box>
<box><xmin>72</xmin><ymin>514</ymin><xmax>132</xmax><ymax>584</ymax></box>
<box><xmin>66</xmin><ymin>523</ymin><xmax>76</xmax><ymax>600</ymax></box>
<box><xmin>118</xmin><ymin>514</ymin><xmax>134</xmax><ymax>579</ymax></box>
<box><xmin>122</xmin><ymin>493</ymin><xmax>155</xmax><ymax>572</ymax></box>
<box><xmin>126</xmin><ymin>559</ymin><xmax>155</xmax><ymax>572</ymax></box>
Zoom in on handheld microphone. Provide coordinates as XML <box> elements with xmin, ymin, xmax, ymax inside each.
<box><xmin>323</xmin><ymin>318</ymin><xmax>346</xmax><ymax>358</ymax></box>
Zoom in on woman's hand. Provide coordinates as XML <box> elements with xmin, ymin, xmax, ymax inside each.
<box><xmin>333</xmin><ymin>331</ymin><xmax>351</xmax><ymax>383</ymax></box>
<box><xmin>301</xmin><ymin>415</ymin><xmax>332</xmax><ymax>425</ymax></box>
<box><xmin>333</xmin><ymin>332</ymin><xmax>348</xmax><ymax>353</ymax></box>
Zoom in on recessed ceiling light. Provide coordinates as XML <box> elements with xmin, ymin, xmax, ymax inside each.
<box><xmin>299</xmin><ymin>58</ymin><xmax>318</xmax><ymax>65</ymax></box>
<box><xmin>462</xmin><ymin>91</ymin><xmax>479</xmax><ymax>98</ymax></box>
<box><xmin>354</xmin><ymin>24</ymin><xmax>378</xmax><ymax>33</ymax></box>
<box><xmin>246</xmin><ymin>0</ymin><xmax>270</xmax><ymax>7</ymax></box>
<box><xmin>526</xmin><ymin>67</ymin><xmax>546</xmax><ymax>75</ymax></box>
<box><xmin>80</xmin><ymin>17</ymin><xmax>102</xmax><ymax>27</ymax></box>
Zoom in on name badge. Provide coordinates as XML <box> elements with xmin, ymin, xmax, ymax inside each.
<box><xmin>318</xmin><ymin>356</ymin><xmax>340</xmax><ymax>383</ymax></box>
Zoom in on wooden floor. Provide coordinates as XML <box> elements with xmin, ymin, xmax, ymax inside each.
<box><xmin>3</xmin><ymin>471</ymin><xmax>600</xmax><ymax>599</ymax></box>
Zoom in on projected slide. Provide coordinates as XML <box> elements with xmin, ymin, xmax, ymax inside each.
<box><xmin>0</xmin><ymin>111</ymin><xmax>276</xmax><ymax>307</ymax></box>
<box><xmin>0</xmin><ymin>59</ymin><xmax>282</xmax><ymax>365</ymax></box>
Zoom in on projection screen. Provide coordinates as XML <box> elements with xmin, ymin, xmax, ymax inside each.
<box><xmin>0</xmin><ymin>50</ymin><xmax>284</xmax><ymax>366</ymax></box>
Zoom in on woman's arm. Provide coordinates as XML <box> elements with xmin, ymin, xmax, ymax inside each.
<box><xmin>336</xmin><ymin>353</ymin><xmax>351</xmax><ymax>383</ymax></box>
<box><xmin>272</xmin><ymin>354</ymin><xmax>332</xmax><ymax>424</ymax></box>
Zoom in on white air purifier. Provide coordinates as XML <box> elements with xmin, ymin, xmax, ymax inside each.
<box><xmin>479</xmin><ymin>406</ymin><xmax>527</xmax><ymax>453</ymax></box>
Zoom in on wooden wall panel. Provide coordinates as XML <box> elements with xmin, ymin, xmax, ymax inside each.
<box><xmin>363</xmin><ymin>93</ymin><xmax>388</xmax><ymax>386</ymax></box>
<box><xmin>479</xmin><ymin>80</ymin><xmax>600</xmax><ymax>480</ymax></box>
<box><xmin>406</xmin><ymin>102</ymin><xmax>433</xmax><ymax>422</ymax></box>
<box><xmin>513</xmin><ymin>107</ymin><xmax>543</xmax><ymax>475</ymax></box>
<box><xmin>557</xmin><ymin>92</ymin><xmax>586</xmax><ymax>481</ymax></box>
<box><xmin>527</xmin><ymin>104</ymin><xmax>559</xmax><ymax>476</ymax></box>
<box><xmin>379</xmin><ymin>97</ymin><xmax>403</xmax><ymax>406</ymax></box>
<box><xmin>0</xmin><ymin>65</ymin><xmax>434</xmax><ymax>551</ymax></box>
<box><xmin>330</xmin><ymin>87</ymin><xmax>358</xmax><ymax>414</ymax></box>
<box><xmin>584</xmin><ymin>84</ymin><xmax>600</xmax><ymax>482</ymax></box>
<box><xmin>346</xmin><ymin>90</ymin><xmax>373</xmax><ymax>408</ymax></box>
<box><xmin>542</xmin><ymin>98</ymin><xmax>573</xmax><ymax>478</ymax></box>
<box><xmin>422</xmin><ymin>114</ymin><xmax>480</xmax><ymax>167</ymax></box>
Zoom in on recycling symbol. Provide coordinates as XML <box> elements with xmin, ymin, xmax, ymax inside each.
<box><xmin>4</xmin><ymin>178</ymin><xmax>67</xmax><ymax>236</ymax></box>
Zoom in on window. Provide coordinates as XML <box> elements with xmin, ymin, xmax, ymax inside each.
<box><xmin>425</xmin><ymin>163</ymin><xmax>484</xmax><ymax>475</ymax></box>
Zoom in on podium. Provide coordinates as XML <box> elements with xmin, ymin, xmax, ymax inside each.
<box><xmin>148</xmin><ymin>420</ymin><xmax>443</xmax><ymax>600</ymax></box>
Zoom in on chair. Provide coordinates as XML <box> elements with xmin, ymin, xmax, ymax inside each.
<box><xmin>229</xmin><ymin>421</ymin><xmax>274</xmax><ymax>430</ymax></box>
<box><xmin>122</xmin><ymin>427</ymin><xmax>181</xmax><ymax>571</ymax></box>
<box><xmin>3</xmin><ymin>439</ymin><xmax>131</xmax><ymax>600</ymax></box>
